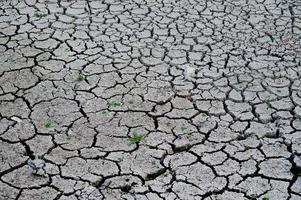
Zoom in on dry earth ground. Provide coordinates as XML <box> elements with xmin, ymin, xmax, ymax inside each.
<box><xmin>1</xmin><ymin>0</ymin><xmax>301</xmax><ymax>199</ymax></box>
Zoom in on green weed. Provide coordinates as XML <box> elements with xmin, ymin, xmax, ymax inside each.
<box><xmin>44</xmin><ymin>119</ymin><xmax>52</xmax><ymax>128</ymax></box>
<box><xmin>181</xmin><ymin>127</ymin><xmax>187</xmax><ymax>133</ymax></box>
<box><xmin>128</xmin><ymin>132</ymin><xmax>144</xmax><ymax>145</ymax></box>
<box><xmin>34</xmin><ymin>12</ymin><xmax>48</xmax><ymax>18</ymax></box>
<box><xmin>77</xmin><ymin>73</ymin><xmax>84</xmax><ymax>81</ymax></box>
<box><xmin>107</xmin><ymin>101</ymin><xmax>121</xmax><ymax>108</ymax></box>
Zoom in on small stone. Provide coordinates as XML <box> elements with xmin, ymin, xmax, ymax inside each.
<box><xmin>11</xmin><ymin>116</ymin><xmax>22</xmax><ymax>123</ymax></box>
<box><xmin>184</xmin><ymin>64</ymin><xmax>196</xmax><ymax>81</ymax></box>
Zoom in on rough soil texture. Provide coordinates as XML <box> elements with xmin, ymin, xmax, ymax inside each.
<box><xmin>1</xmin><ymin>0</ymin><xmax>301</xmax><ymax>199</ymax></box>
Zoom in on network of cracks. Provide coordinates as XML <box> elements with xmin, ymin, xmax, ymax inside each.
<box><xmin>0</xmin><ymin>0</ymin><xmax>301</xmax><ymax>199</ymax></box>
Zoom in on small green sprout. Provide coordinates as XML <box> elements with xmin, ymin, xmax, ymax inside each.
<box><xmin>34</xmin><ymin>12</ymin><xmax>48</xmax><ymax>18</ymax></box>
<box><xmin>107</xmin><ymin>101</ymin><xmax>121</xmax><ymax>108</ymax></box>
<box><xmin>262</xmin><ymin>197</ymin><xmax>269</xmax><ymax>200</ymax></box>
<box><xmin>128</xmin><ymin>133</ymin><xmax>144</xmax><ymax>145</ymax></box>
<box><xmin>32</xmin><ymin>66</ymin><xmax>38</xmax><ymax>72</ymax></box>
<box><xmin>151</xmin><ymin>160</ymin><xmax>156</xmax><ymax>166</ymax></box>
<box><xmin>77</xmin><ymin>73</ymin><xmax>84</xmax><ymax>81</ymax></box>
<box><xmin>44</xmin><ymin>119</ymin><xmax>52</xmax><ymax>128</ymax></box>
<box><xmin>181</xmin><ymin>127</ymin><xmax>187</xmax><ymax>133</ymax></box>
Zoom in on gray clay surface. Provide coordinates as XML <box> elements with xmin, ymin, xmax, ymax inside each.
<box><xmin>0</xmin><ymin>0</ymin><xmax>301</xmax><ymax>199</ymax></box>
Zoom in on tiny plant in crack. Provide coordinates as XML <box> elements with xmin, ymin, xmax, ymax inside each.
<box><xmin>77</xmin><ymin>73</ymin><xmax>84</xmax><ymax>81</ymax></box>
<box><xmin>44</xmin><ymin>119</ymin><xmax>52</xmax><ymax>128</ymax></box>
<box><xmin>150</xmin><ymin>160</ymin><xmax>156</xmax><ymax>166</ymax></box>
<box><xmin>128</xmin><ymin>132</ymin><xmax>144</xmax><ymax>145</ymax></box>
<box><xmin>32</xmin><ymin>66</ymin><xmax>38</xmax><ymax>72</ymax></box>
<box><xmin>107</xmin><ymin>101</ymin><xmax>121</xmax><ymax>108</ymax></box>
<box><xmin>181</xmin><ymin>127</ymin><xmax>187</xmax><ymax>134</ymax></box>
<box><xmin>262</xmin><ymin>197</ymin><xmax>270</xmax><ymax>200</ymax></box>
<box><xmin>34</xmin><ymin>12</ymin><xmax>48</xmax><ymax>18</ymax></box>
